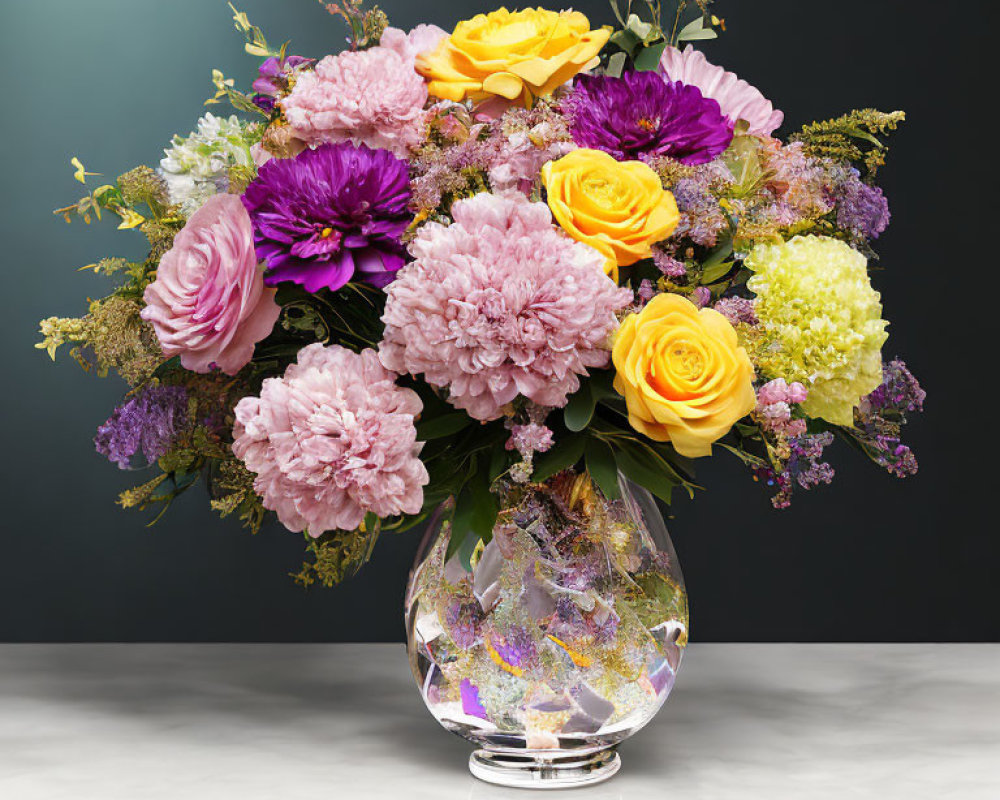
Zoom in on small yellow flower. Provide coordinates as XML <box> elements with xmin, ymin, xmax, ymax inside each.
<box><xmin>542</xmin><ymin>148</ymin><xmax>679</xmax><ymax>281</ymax></box>
<box><xmin>612</xmin><ymin>293</ymin><xmax>756</xmax><ymax>458</ymax></box>
<box><xmin>416</xmin><ymin>7</ymin><xmax>609</xmax><ymax>106</ymax></box>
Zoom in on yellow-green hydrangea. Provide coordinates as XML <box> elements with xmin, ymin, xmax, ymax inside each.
<box><xmin>745</xmin><ymin>236</ymin><xmax>888</xmax><ymax>425</ymax></box>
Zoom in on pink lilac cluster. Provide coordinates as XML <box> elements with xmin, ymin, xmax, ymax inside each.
<box><xmin>756</xmin><ymin>378</ymin><xmax>809</xmax><ymax>437</ymax></box>
<box><xmin>410</xmin><ymin>103</ymin><xmax>572</xmax><ymax>212</ymax></box>
<box><xmin>380</xmin><ymin>192</ymin><xmax>632</xmax><ymax>421</ymax></box>
<box><xmin>713</xmin><ymin>296</ymin><xmax>758</xmax><ymax>326</ymax></box>
<box><xmin>232</xmin><ymin>344</ymin><xmax>428</xmax><ymax>535</ymax></box>
<box><xmin>141</xmin><ymin>194</ymin><xmax>280</xmax><ymax>375</ymax></box>
<box><xmin>763</xmin><ymin>141</ymin><xmax>833</xmax><ymax>225</ymax></box>
<box><xmin>659</xmin><ymin>45</ymin><xmax>784</xmax><ymax>136</ymax></box>
<box><xmin>279</xmin><ymin>26</ymin><xmax>445</xmax><ymax>157</ymax></box>
<box><xmin>505</xmin><ymin>422</ymin><xmax>555</xmax><ymax>458</ymax></box>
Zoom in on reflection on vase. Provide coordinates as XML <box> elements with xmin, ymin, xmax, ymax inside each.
<box><xmin>405</xmin><ymin>470</ymin><xmax>687</xmax><ymax>788</ymax></box>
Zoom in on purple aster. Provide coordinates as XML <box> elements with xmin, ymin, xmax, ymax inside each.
<box><xmin>94</xmin><ymin>386</ymin><xmax>189</xmax><ymax>469</ymax></box>
<box><xmin>242</xmin><ymin>142</ymin><xmax>412</xmax><ymax>292</ymax></box>
<box><xmin>563</xmin><ymin>72</ymin><xmax>733</xmax><ymax>165</ymax></box>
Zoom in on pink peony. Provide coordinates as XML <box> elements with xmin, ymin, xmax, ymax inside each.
<box><xmin>380</xmin><ymin>192</ymin><xmax>632</xmax><ymax>421</ymax></box>
<box><xmin>279</xmin><ymin>26</ymin><xmax>445</xmax><ymax>157</ymax></box>
<box><xmin>659</xmin><ymin>45</ymin><xmax>783</xmax><ymax>136</ymax></box>
<box><xmin>141</xmin><ymin>194</ymin><xmax>279</xmax><ymax>375</ymax></box>
<box><xmin>232</xmin><ymin>344</ymin><xmax>428</xmax><ymax>535</ymax></box>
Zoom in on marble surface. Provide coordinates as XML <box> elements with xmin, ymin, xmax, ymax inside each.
<box><xmin>1</xmin><ymin>644</ymin><xmax>997</xmax><ymax>799</ymax></box>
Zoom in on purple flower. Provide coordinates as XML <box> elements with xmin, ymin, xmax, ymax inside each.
<box><xmin>563</xmin><ymin>72</ymin><xmax>733</xmax><ymax>165</ymax></box>
<box><xmin>251</xmin><ymin>54</ymin><xmax>312</xmax><ymax>112</ymax></box>
<box><xmin>94</xmin><ymin>386</ymin><xmax>189</xmax><ymax>469</ymax></box>
<box><xmin>242</xmin><ymin>142</ymin><xmax>412</xmax><ymax>292</ymax></box>
<box><xmin>833</xmin><ymin>167</ymin><xmax>890</xmax><ymax>240</ymax></box>
<box><xmin>460</xmin><ymin>679</ymin><xmax>489</xmax><ymax>720</ymax></box>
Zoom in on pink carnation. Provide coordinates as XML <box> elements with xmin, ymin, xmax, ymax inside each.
<box><xmin>232</xmin><ymin>344</ymin><xmax>428</xmax><ymax>535</ymax></box>
<box><xmin>659</xmin><ymin>45</ymin><xmax>783</xmax><ymax>136</ymax></box>
<box><xmin>380</xmin><ymin>192</ymin><xmax>632</xmax><ymax>420</ymax></box>
<box><xmin>141</xmin><ymin>194</ymin><xmax>279</xmax><ymax>375</ymax></box>
<box><xmin>280</xmin><ymin>26</ymin><xmax>444</xmax><ymax>157</ymax></box>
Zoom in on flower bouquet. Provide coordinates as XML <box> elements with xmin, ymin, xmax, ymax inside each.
<box><xmin>37</xmin><ymin>0</ymin><xmax>924</xmax><ymax>787</ymax></box>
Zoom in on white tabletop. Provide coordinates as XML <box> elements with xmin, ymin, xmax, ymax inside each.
<box><xmin>1</xmin><ymin>644</ymin><xmax>997</xmax><ymax>799</ymax></box>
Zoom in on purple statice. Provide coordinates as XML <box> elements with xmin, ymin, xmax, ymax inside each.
<box><xmin>242</xmin><ymin>142</ymin><xmax>412</xmax><ymax>292</ymax></box>
<box><xmin>691</xmin><ymin>286</ymin><xmax>712</xmax><ymax>308</ymax></box>
<box><xmin>833</xmin><ymin>167</ymin><xmax>890</xmax><ymax>241</ymax></box>
<box><xmin>670</xmin><ymin>175</ymin><xmax>730</xmax><ymax>247</ymax></box>
<box><xmin>637</xmin><ymin>279</ymin><xmax>656</xmax><ymax>305</ymax></box>
<box><xmin>251</xmin><ymin>54</ymin><xmax>312</xmax><ymax>113</ymax></box>
<box><xmin>756</xmin><ymin>432</ymin><xmax>835</xmax><ymax>509</ymax></box>
<box><xmin>713</xmin><ymin>296</ymin><xmax>758</xmax><ymax>326</ymax></box>
<box><xmin>852</xmin><ymin>359</ymin><xmax>924</xmax><ymax>478</ymax></box>
<box><xmin>563</xmin><ymin>72</ymin><xmax>733</xmax><ymax>164</ymax></box>
<box><xmin>865</xmin><ymin>359</ymin><xmax>926</xmax><ymax>415</ymax></box>
<box><xmin>94</xmin><ymin>385</ymin><xmax>189</xmax><ymax>469</ymax></box>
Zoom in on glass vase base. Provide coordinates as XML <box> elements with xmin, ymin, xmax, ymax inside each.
<box><xmin>468</xmin><ymin>748</ymin><xmax>621</xmax><ymax>789</ymax></box>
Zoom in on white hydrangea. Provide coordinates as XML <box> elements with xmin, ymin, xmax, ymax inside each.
<box><xmin>159</xmin><ymin>113</ymin><xmax>252</xmax><ymax>216</ymax></box>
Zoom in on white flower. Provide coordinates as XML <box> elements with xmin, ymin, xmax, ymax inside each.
<box><xmin>159</xmin><ymin>113</ymin><xmax>253</xmax><ymax>216</ymax></box>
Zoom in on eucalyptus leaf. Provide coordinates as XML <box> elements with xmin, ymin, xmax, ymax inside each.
<box><xmin>606</xmin><ymin>51</ymin><xmax>628</xmax><ymax>78</ymax></box>
<box><xmin>633</xmin><ymin>41</ymin><xmax>667</xmax><ymax>71</ymax></box>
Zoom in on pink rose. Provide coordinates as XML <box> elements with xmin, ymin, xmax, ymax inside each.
<box><xmin>141</xmin><ymin>194</ymin><xmax>280</xmax><ymax>375</ymax></box>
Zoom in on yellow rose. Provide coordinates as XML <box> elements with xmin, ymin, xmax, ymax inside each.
<box><xmin>612</xmin><ymin>293</ymin><xmax>756</xmax><ymax>458</ymax></box>
<box><xmin>541</xmin><ymin>149</ymin><xmax>679</xmax><ymax>282</ymax></box>
<box><xmin>416</xmin><ymin>8</ymin><xmax>610</xmax><ymax>106</ymax></box>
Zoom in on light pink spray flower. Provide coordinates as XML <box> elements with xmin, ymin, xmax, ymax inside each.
<box><xmin>280</xmin><ymin>26</ymin><xmax>444</xmax><ymax>157</ymax></box>
<box><xmin>659</xmin><ymin>45</ymin><xmax>783</xmax><ymax>136</ymax></box>
<box><xmin>232</xmin><ymin>344</ymin><xmax>428</xmax><ymax>535</ymax></box>
<box><xmin>380</xmin><ymin>192</ymin><xmax>632</xmax><ymax>421</ymax></box>
<box><xmin>141</xmin><ymin>194</ymin><xmax>279</xmax><ymax>375</ymax></box>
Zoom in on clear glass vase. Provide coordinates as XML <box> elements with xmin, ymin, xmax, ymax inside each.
<box><xmin>404</xmin><ymin>470</ymin><xmax>688</xmax><ymax>788</ymax></box>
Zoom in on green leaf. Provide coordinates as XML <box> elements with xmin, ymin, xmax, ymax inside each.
<box><xmin>564</xmin><ymin>382</ymin><xmax>596</xmax><ymax>432</ymax></box>
<box><xmin>416</xmin><ymin>412</ymin><xmax>473</xmax><ymax>440</ymax></box>
<box><xmin>585</xmin><ymin>438</ymin><xmax>621</xmax><ymax>500</ymax></box>
<box><xmin>701</xmin><ymin>259</ymin><xmax>735</xmax><ymax>285</ymax></box>
<box><xmin>633</xmin><ymin>41</ymin><xmax>667</xmax><ymax>71</ymax></box>
<box><xmin>449</xmin><ymin>456</ymin><xmax>498</xmax><ymax>565</ymax></box>
<box><xmin>533</xmin><ymin>434</ymin><xmax>586</xmax><ymax>482</ymax></box>
<box><xmin>614</xmin><ymin>442</ymin><xmax>679</xmax><ymax>505</ymax></box>
<box><xmin>678</xmin><ymin>29</ymin><xmax>717</xmax><ymax>41</ymax></box>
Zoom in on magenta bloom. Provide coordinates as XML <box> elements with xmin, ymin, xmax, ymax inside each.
<box><xmin>563</xmin><ymin>71</ymin><xmax>732</xmax><ymax>165</ymax></box>
<box><xmin>141</xmin><ymin>193</ymin><xmax>280</xmax><ymax>375</ymax></box>
<box><xmin>241</xmin><ymin>142</ymin><xmax>412</xmax><ymax>292</ymax></box>
<box><xmin>232</xmin><ymin>344</ymin><xmax>429</xmax><ymax>535</ymax></box>
<box><xmin>380</xmin><ymin>193</ymin><xmax>632</xmax><ymax>421</ymax></box>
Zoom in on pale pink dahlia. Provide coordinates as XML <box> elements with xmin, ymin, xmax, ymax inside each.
<box><xmin>380</xmin><ymin>193</ymin><xmax>632</xmax><ymax>421</ymax></box>
<box><xmin>659</xmin><ymin>45</ymin><xmax>783</xmax><ymax>136</ymax></box>
<box><xmin>279</xmin><ymin>29</ymin><xmax>440</xmax><ymax>157</ymax></box>
<box><xmin>232</xmin><ymin>344</ymin><xmax>428</xmax><ymax>535</ymax></box>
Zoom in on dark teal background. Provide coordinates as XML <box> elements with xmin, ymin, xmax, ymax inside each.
<box><xmin>0</xmin><ymin>1</ymin><xmax>992</xmax><ymax>641</ymax></box>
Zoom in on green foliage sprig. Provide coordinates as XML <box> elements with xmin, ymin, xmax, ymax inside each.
<box><xmin>317</xmin><ymin>0</ymin><xmax>389</xmax><ymax>50</ymax></box>
<box><xmin>791</xmin><ymin>109</ymin><xmax>906</xmax><ymax>180</ymax></box>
